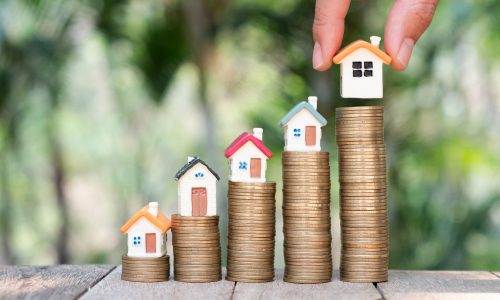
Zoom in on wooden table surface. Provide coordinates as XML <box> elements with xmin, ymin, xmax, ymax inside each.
<box><xmin>1</xmin><ymin>266</ymin><xmax>500</xmax><ymax>300</ymax></box>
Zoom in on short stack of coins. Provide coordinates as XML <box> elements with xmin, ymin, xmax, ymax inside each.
<box><xmin>171</xmin><ymin>214</ymin><xmax>222</xmax><ymax>282</ymax></box>
<box><xmin>336</xmin><ymin>106</ymin><xmax>388</xmax><ymax>283</ymax></box>
<box><xmin>226</xmin><ymin>181</ymin><xmax>276</xmax><ymax>282</ymax></box>
<box><xmin>121</xmin><ymin>255</ymin><xmax>170</xmax><ymax>282</ymax></box>
<box><xmin>282</xmin><ymin>151</ymin><xmax>332</xmax><ymax>283</ymax></box>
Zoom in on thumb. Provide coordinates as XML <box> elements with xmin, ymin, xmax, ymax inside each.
<box><xmin>384</xmin><ymin>0</ymin><xmax>438</xmax><ymax>71</ymax></box>
<box><xmin>312</xmin><ymin>0</ymin><xmax>351</xmax><ymax>71</ymax></box>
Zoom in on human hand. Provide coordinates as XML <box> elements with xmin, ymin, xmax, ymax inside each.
<box><xmin>312</xmin><ymin>0</ymin><xmax>438</xmax><ymax>71</ymax></box>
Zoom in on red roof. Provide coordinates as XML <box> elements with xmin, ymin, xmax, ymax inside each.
<box><xmin>224</xmin><ymin>132</ymin><xmax>273</xmax><ymax>158</ymax></box>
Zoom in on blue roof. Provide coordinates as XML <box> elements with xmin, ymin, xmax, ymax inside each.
<box><xmin>279</xmin><ymin>101</ymin><xmax>327</xmax><ymax>127</ymax></box>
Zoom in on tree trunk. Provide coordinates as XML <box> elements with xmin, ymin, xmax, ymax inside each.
<box><xmin>181</xmin><ymin>0</ymin><xmax>219</xmax><ymax>167</ymax></box>
<box><xmin>49</xmin><ymin>124</ymin><xmax>70</xmax><ymax>264</ymax></box>
<box><xmin>0</xmin><ymin>157</ymin><xmax>15</xmax><ymax>264</ymax></box>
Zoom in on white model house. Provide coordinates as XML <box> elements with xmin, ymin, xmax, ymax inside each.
<box><xmin>280</xmin><ymin>96</ymin><xmax>327</xmax><ymax>152</ymax></box>
<box><xmin>120</xmin><ymin>202</ymin><xmax>171</xmax><ymax>258</ymax></box>
<box><xmin>175</xmin><ymin>157</ymin><xmax>220</xmax><ymax>217</ymax></box>
<box><xmin>224</xmin><ymin>128</ymin><xmax>273</xmax><ymax>183</ymax></box>
<box><xmin>333</xmin><ymin>36</ymin><xmax>392</xmax><ymax>99</ymax></box>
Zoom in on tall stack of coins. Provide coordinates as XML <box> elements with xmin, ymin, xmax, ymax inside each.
<box><xmin>336</xmin><ymin>106</ymin><xmax>388</xmax><ymax>283</ymax></box>
<box><xmin>171</xmin><ymin>214</ymin><xmax>222</xmax><ymax>283</ymax></box>
<box><xmin>121</xmin><ymin>255</ymin><xmax>170</xmax><ymax>282</ymax></box>
<box><xmin>282</xmin><ymin>151</ymin><xmax>332</xmax><ymax>283</ymax></box>
<box><xmin>226</xmin><ymin>181</ymin><xmax>276</xmax><ymax>282</ymax></box>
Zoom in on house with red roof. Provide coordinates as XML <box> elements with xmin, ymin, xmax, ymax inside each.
<box><xmin>224</xmin><ymin>128</ymin><xmax>272</xmax><ymax>183</ymax></box>
<box><xmin>120</xmin><ymin>202</ymin><xmax>171</xmax><ymax>258</ymax></box>
<box><xmin>333</xmin><ymin>36</ymin><xmax>392</xmax><ymax>99</ymax></box>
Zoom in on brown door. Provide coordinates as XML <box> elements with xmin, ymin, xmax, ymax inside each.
<box><xmin>305</xmin><ymin>126</ymin><xmax>316</xmax><ymax>146</ymax></box>
<box><xmin>250</xmin><ymin>158</ymin><xmax>261</xmax><ymax>178</ymax></box>
<box><xmin>191</xmin><ymin>187</ymin><xmax>207</xmax><ymax>216</ymax></box>
<box><xmin>145</xmin><ymin>233</ymin><xmax>156</xmax><ymax>253</ymax></box>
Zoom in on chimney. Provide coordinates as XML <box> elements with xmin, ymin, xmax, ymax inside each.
<box><xmin>253</xmin><ymin>128</ymin><xmax>263</xmax><ymax>141</ymax></box>
<box><xmin>308</xmin><ymin>96</ymin><xmax>318</xmax><ymax>110</ymax></box>
<box><xmin>148</xmin><ymin>201</ymin><xmax>159</xmax><ymax>217</ymax></box>
<box><xmin>187</xmin><ymin>156</ymin><xmax>195</xmax><ymax>163</ymax></box>
<box><xmin>370</xmin><ymin>36</ymin><xmax>381</xmax><ymax>48</ymax></box>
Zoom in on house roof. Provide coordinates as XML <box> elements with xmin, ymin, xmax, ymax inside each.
<box><xmin>279</xmin><ymin>101</ymin><xmax>327</xmax><ymax>127</ymax></box>
<box><xmin>174</xmin><ymin>157</ymin><xmax>220</xmax><ymax>181</ymax></box>
<box><xmin>333</xmin><ymin>40</ymin><xmax>392</xmax><ymax>64</ymax></box>
<box><xmin>224</xmin><ymin>132</ymin><xmax>273</xmax><ymax>158</ymax></box>
<box><xmin>120</xmin><ymin>206</ymin><xmax>171</xmax><ymax>234</ymax></box>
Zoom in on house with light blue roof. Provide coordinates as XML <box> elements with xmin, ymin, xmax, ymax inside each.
<box><xmin>279</xmin><ymin>96</ymin><xmax>327</xmax><ymax>152</ymax></box>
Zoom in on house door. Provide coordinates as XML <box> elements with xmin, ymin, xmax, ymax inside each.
<box><xmin>191</xmin><ymin>187</ymin><xmax>207</xmax><ymax>216</ymax></box>
<box><xmin>305</xmin><ymin>126</ymin><xmax>316</xmax><ymax>146</ymax></box>
<box><xmin>145</xmin><ymin>233</ymin><xmax>156</xmax><ymax>253</ymax></box>
<box><xmin>250</xmin><ymin>158</ymin><xmax>261</xmax><ymax>178</ymax></box>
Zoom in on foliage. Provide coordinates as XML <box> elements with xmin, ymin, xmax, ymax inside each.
<box><xmin>0</xmin><ymin>0</ymin><xmax>499</xmax><ymax>270</ymax></box>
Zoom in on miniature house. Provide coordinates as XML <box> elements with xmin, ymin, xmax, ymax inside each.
<box><xmin>280</xmin><ymin>96</ymin><xmax>327</xmax><ymax>152</ymax></box>
<box><xmin>224</xmin><ymin>128</ymin><xmax>273</xmax><ymax>183</ymax></box>
<box><xmin>120</xmin><ymin>202</ymin><xmax>171</xmax><ymax>258</ymax></box>
<box><xmin>175</xmin><ymin>157</ymin><xmax>220</xmax><ymax>217</ymax></box>
<box><xmin>333</xmin><ymin>36</ymin><xmax>392</xmax><ymax>99</ymax></box>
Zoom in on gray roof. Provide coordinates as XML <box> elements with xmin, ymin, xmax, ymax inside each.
<box><xmin>174</xmin><ymin>157</ymin><xmax>220</xmax><ymax>181</ymax></box>
<box><xmin>279</xmin><ymin>101</ymin><xmax>328</xmax><ymax>127</ymax></box>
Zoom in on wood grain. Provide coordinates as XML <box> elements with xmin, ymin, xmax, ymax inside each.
<box><xmin>232</xmin><ymin>270</ymin><xmax>381</xmax><ymax>300</ymax></box>
<box><xmin>81</xmin><ymin>266</ymin><xmax>235</xmax><ymax>300</ymax></box>
<box><xmin>0</xmin><ymin>265</ymin><xmax>113</xmax><ymax>300</ymax></box>
<box><xmin>377</xmin><ymin>270</ymin><xmax>500</xmax><ymax>300</ymax></box>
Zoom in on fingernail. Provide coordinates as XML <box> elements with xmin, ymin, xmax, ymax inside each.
<box><xmin>396</xmin><ymin>38</ymin><xmax>415</xmax><ymax>68</ymax></box>
<box><xmin>313</xmin><ymin>42</ymin><xmax>324</xmax><ymax>69</ymax></box>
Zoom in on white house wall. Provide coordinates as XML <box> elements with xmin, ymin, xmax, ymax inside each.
<box><xmin>340</xmin><ymin>48</ymin><xmax>384</xmax><ymax>99</ymax></box>
<box><xmin>228</xmin><ymin>141</ymin><xmax>268</xmax><ymax>183</ymax></box>
<box><xmin>126</xmin><ymin>217</ymin><xmax>166</xmax><ymax>258</ymax></box>
<box><xmin>177</xmin><ymin>163</ymin><xmax>217</xmax><ymax>216</ymax></box>
<box><xmin>284</xmin><ymin>109</ymin><xmax>323</xmax><ymax>152</ymax></box>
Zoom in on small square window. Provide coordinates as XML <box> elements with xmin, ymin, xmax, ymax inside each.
<box><xmin>364</xmin><ymin>70</ymin><xmax>373</xmax><ymax>77</ymax></box>
<box><xmin>352</xmin><ymin>62</ymin><xmax>362</xmax><ymax>69</ymax></box>
<box><xmin>353</xmin><ymin>70</ymin><xmax>362</xmax><ymax>77</ymax></box>
<box><xmin>364</xmin><ymin>61</ymin><xmax>373</xmax><ymax>69</ymax></box>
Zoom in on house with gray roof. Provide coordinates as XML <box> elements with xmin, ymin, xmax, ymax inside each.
<box><xmin>175</xmin><ymin>157</ymin><xmax>219</xmax><ymax>217</ymax></box>
<box><xmin>279</xmin><ymin>96</ymin><xmax>327</xmax><ymax>152</ymax></box>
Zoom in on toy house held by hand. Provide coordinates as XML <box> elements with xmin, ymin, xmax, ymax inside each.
<box><xmin>224</xmin><ymin>128</ymin><xmax>273</xmax><ymax>183</ymax></box>
<box><xmin>120</xmin><ymin>202</ymin><xmax>171</xmax><ymax>258</ymax></box>
<box><xmin>333</xmin><ymin>36</ymin><xmax>392</xmax><ymax>99</ymax></box>
<box><xmin>175</xmin><ymin>157</ymin><xmax>220</xmax><ymax>217</ymax></box>
<box><xmin>280</xmin><ymin>96</ymin><xmax>327</xmax><ymax>152</ymax></box>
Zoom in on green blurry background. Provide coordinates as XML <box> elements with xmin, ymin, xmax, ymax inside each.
<box><xmin>1</xmin><ymin>0</ymin><xmax>500</xmax><ymax>270</ymax></box>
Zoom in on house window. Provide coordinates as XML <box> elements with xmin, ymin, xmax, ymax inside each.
<box><xmin>352</xmin><ymin>61</ymin><xmax>373</xmax><ymax>77</ymax></box>
<box><xmin>133</xmin><ymin>236</ymin><xmax>141</xmax><ymax>246</ymax></box>
<box><xmin>239</xmin><ymin>161</ymin><xmax>247</xmax><ymax>170</ymax></box>
<box><xmin>194</xmin><ymin>172</ymin><xmax>204</xmax><ymax>178</ymax></box>
<box><xmin>293</xmin><ymin>128</ymin><xmax>301</xmax><ymax>137</ymax></box>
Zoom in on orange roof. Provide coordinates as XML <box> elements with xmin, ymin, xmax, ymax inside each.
<box><xmin>120</xmin><ymin>206</ymin><xmax>171</xmax><ymax>234</ymax></box>
<box><xmin>333</xmin><ymin>40</ymin><xmax>392</xmax><ymax>64</ymax></box>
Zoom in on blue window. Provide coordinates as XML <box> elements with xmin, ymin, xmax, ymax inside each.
<box><xmin>293</xmin><ymin>128</ymin><xmax>301</xmax><ymax>137</ymax></box>
<box><xmin>239</xmin><ymin>161</ymin><xmax>248</xmax><ymax>170</ymax></box>
<box><xmin>133</xmin><ymin>236</ymin><xmax>141</xmax><ymax>246</ymax></box>
<box><xmin>194</xmin><ymin>172</ymin><xmax>204</xmax><ymax>178</ymax></box>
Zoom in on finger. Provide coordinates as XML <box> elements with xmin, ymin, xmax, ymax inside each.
<box><xmin>384</xmin><ymin>0</ymin><xmax>438</xmax><ymax>71</ymax></box>
<box><xmin>312</xmin><ymin>0</ymin><xmax>351</xmax><ymax>71</ymax></box>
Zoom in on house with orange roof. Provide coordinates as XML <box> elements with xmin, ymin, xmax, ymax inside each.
<box><xmin>120</xmin><ymin>202</ymin><xmax>171</xmax><ymax>258</ymax></box>
<box><xmin>333</xmin><ymin>36</ymin><xmax>392</xmax><ymax>99</ymax></box>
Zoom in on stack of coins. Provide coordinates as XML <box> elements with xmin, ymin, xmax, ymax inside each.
<box><xmin>171</xmin><ymin>214</ymin><xmax>222</xmax><ymax>283</ymax></box>
<box><xmin>227</xmin><ymin>181</ymin><xmax>276</xmax><ymax>282</ymax></box>
<box><xmin>282</xmin><ymin>151</ymin><xmax>332</xmax><ymax>284</ymax></box>
<box><xmin>336</xmin><ymin>106</ymin><xmax>388</xmax><ymax>283</ymax></box>
<box><xmin>121</xmin><ymin>255</ymin><xmax>170</xmax><ymax>282</ymax></box>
